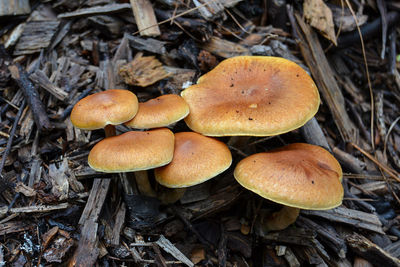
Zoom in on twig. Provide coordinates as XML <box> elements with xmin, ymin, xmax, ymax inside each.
<box><xmin>0</xmin><ymin>99</ymin><xmax>26</xmax><ymax>178</ymax></box>
<box><xmin>8</xmin><ymin>64</ymin><xmax>52</xmax><ymax>132</ymax></box>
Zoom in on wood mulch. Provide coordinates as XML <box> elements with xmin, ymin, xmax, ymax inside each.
<box><xmin>0</xmin><ymin>0</ymin><xmax>400</xmax><ymax>266</ymax></box>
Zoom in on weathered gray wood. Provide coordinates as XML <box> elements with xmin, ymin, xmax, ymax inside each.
<box><xmin>111</xmin><ymin>203</ymin><xmax>126</xmax><ymax>246</ymax></box>
<box><xmin>14</xmin><ymin>21</ymin><xmax>60</xmax><ymax>55</ymax></box>
<box><xmin>156</xmin><ymin>235</ymin><xmax>194</xmax><ymax>267</ymax></box>
<box><xmin>384</xmin><ymin>240</ymin><xmax>400</xmax><ymax>258</ymax></box>
<box><xmin>302</xmin><ymin>207</ymin><xmax>384</xmax><ymax>234</ymax></box>
<box><xmin>293</xmin><ymin>13</ymin><xmax>358</xmax><ymax>143</ymax></box>
<box><xmin>57</xmin><ymin>3</ymin><xmax>132</xmax><ymax>19</ymax></box>
<box><xmin>0</xmin><ymin>0</ymin><xmax>30</xmax><ymax>16</ymax></box>
<box><xmin>125</xmin><ymin>34</ymin><xmax>167</xmax><ymax>55</ymax></box>
<box><xmin>30</xmin><ymin>70</ymin><xmax>68</xmax><ymax>101</ymax></box>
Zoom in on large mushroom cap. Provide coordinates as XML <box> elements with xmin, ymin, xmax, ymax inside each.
<box><xmin>71</xmin><ymin>89</ymin><xmax>138</xmax><ymax>130</ymax></box>
<box><xmin>125</xmin><ymin>94</ymin><xmax>189</xmax><ymax>129</ymax></box>
<box><xmin>234</xmin><ymin>143</ymin><xmax>343</xmax><ymax>210</ymax></box>
<box><xmin>181</xmin><ymin>56</ymin><xmax>320</xmax><ymax>136</ymax></box>
<box><xmin>155</xmin><ymin>132</ymin><xmax>232</xmax><ymax>188</ymax></box>
<box><xmin>88</xmin><ymin>128</ymin><xmax>174</xmax><ymax>172</ymax></box>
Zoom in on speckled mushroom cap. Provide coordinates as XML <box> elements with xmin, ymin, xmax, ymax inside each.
<box><xmin>154</xmin><ymin>132</ymin><xmax>232</xmax><ymax>188</ymax></box>
<box><xmin>88</xmin><ymin>128</ymin><xmax>174</xmax><ymax>172</ymax></box>
<box><xmin>234</xmin><ymin>143</ymin><xmax>343</xmax><ymax>210</ymax></box>
<box><xmin>71</xmin><ymin>89</ymin><xmax>138</xmax><ymax>130</ymax></box>
<box><xmin>125</xmin><ymin>94</ymin><xmax>189</xmax><ymax>129</ymax></box>
<box><xmin>181</xmin><ymin>56</ymin><xmax>320</xmax><ymax>136</ymax></box>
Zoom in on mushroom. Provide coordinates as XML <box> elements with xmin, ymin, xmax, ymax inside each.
<box><xmin>70</xmin><ymin>89</ymin><xmax>138</xmax><ymax>137</ymax></box>
<box><xmin>154</xmin><ymin>132</ymin><xmax>232</xmax><ymax>204</ymax></box>
<box><xmin>233</xmin><ymin>143</ymin><xmax>343</xmax><ymax>231</ymax></box>
<box><xmin>181</xmin><ymin>56</ymin><xmax>320</xmax><ymax>136</ymax></box>
<box><xmin>125</xmin><ymin>94</ymin><xmax>189</xmax><ymax>129</ymax></box>
<box><xmin>88</xmin><ymin>128</ymin><xmax>175</xmax><ymax>196</ymax></box>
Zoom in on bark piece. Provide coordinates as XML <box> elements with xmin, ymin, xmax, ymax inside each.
<box><xmin>201</xmin><ymin>37</ymin><xmax>251</xmax><ymax>58</ymax></box>
<box><xmin>302</xmin><ymin>207</ymin><xmax>384</xmax><ymax>234</ymax></box>
<box><xmin>119</xmin><ymin>54</ymin><xmax>170</xmax><ymax>87</ymax></box>
<box><xmin>13</xmin><ymin>21</ymin><xmax>60</xmax><ymax>55</ymax></box>
<box><xmin>347</xmin><ymin>233</ymin><xmax>400</xmax><ymax>267</ymax></box>
<box><xmin>57</xmin><ymin>3</ymin><xmax>132</xmax><ymax>19</ymax></box>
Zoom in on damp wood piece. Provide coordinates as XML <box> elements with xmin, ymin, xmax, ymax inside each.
<box><xmin>125</xmin><ymin>34</ymin><xmax>167</xmax><ymax>55</ymax></box>
<box><xmin>130</xmin><ymin>0</ymin><xmax>160</xmax><ymax>37</ymax></box>
<box><xmin>8</xmin><ymin>64</ymin><xmax>52</xmax><ymax>132</ymax></box>
<box><xmin>111</xmin><ymin>202</ymin><xmax>126</xmax><ymax>246</ymax></box>
<box><xmin>261</xmin><ymin>227</ymin><xmax>317</xmax><ymax>247</ymax></box>
<box><xmin>69</xmin><ymin>219</ymin><xmax>99</xmax><ymax>266</ymax></box>
<box><xmin>0</xmin><ymin>0</ymin><xmax>31</xmax><ymax>16</ymax></box>
<box><xmin>0</xmin><ymin>203</ymin><xmax>69</xmax><ymax>218</ymax></box>
<box><xmin>332</xmin><ymin>146</ymin><xmax>366</xmax><ymax>174</ymax></box>
<box><xmin>300</xmin><ymin>117</ymin><xmax>331</xmax><ymax>152</ymax></box>
<box><xmin>301</xmin><ymin>207</ymin><xmax>384</xmax><ymax>234</ymax></box>
<box><xmin>201</xmin><ymin>37</ymin><xmax>251</xmax><ymax>58</ymax></box>
<box><xmin>384</xmin><ymin>240</ymin><xmax>400</xmax><ymax>258</ymax></box>
<box><xmin>0</xmin><ymin>221</ymin><xmax>31</xmax><ymax>235</ymax></box>
<box><xmin>349</xmin><ymin>181</ymin><xmax>388</xmax><ymax>195</ymax></box>
<box><xmin>119</xmin><ymin>54</ymin><xmax>170</xmax><ymax>87</ymax></box>
<box><xmin>296</xmin><ymin>216</ymin><xmax>347</xmax><ymax>258</ymax></box>
<box><xmin>29</xmin><ymin>70</ymin><xmax>68</xmax><ymax>101</ymax></box>
<box><xmin>57</xmin><ymin>3</ymin><xmax>132</xmax><ymax>19</ymax></box>
<box><xmin>155</xmin><ymin>235</ymin><xmax>194</xmax><ymax>267</ymax></box>
<box><xmin>347</xmin><ymin>233</ymin><xmax>400</xmax><ymax>267</ymax></box>
<box><xmin>13</xmin><ymin>21</ymin><xmax>60</xmax><ymax>55</ymax></box>
<box><xmin>292</xmin><ymin>12</ymin><xmax>358</xmax><ymax>143</ymax></box>
<box><xmin>184</xmin><ymin>185</ymin><xmax>241</xmax><ymax>220</ymax></box>
<box><xmin>78</xmin><ymin>178</ymin><xmax>111</xmax><ymax>225</ymax></box>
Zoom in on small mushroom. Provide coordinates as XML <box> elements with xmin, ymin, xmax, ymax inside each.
<box><xmin>181</xmin><ymin>56</ymin><xmax>320</xmax><ymax>136</ymax></box>
<box><xmin>88</xmin><ymin>128</ymin><xmax>175</xmax><ymax>196</ymax></box>
<box><xmin>70</xmin><ymin>89</ymin><xmax>138</xmax><ymax>137</ymax></box>
<box><xmin>234</xmin><ymin>143</ymin><xmax>343</xmax><ymax>231</ymax></box>
<box><xmin>125</xmin><ymin>94</ymin><xmax>189</xmax><ymax>129</ymax></box>
<box><xmin>154</xmin><ymin>132</ymin><xmax>232</xmax><ymax>204</ymax></box>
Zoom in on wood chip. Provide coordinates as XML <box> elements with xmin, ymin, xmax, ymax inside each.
<box><xmin>30</xmin><ymin>70</ymin><xmax>68</xmax><ymax>101</ymax></box>
<box><xmin>130</xmin><ymin>0</ymin><xmax>160</xmax><ymax>37</ymax></box>
<box><xmin>201</xmin><ymin>37</ymin><xmax>251</xmax><ymax>58</ymax></box>
<box><xmin>0</xmin><ymin>0</ymin><xmax>30</xmax><ymax>16</ymax></box>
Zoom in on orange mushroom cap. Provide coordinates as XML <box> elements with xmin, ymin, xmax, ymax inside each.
<box><xmin>70</xmin><ymin>89</ymin><xmax>138</xmax><ymax>130</ymax></box>
<box><xmin>234</xmin><ymin>143</ymin><xmax>343</xmax><ymax>210</ymax></box>
<box><xmin>155</xmin><ymin>132</ymin><xmax>232</xmax><ymax>188</ymax></box>
<box><xmin>88</xmin><ymin>128</ymin><xmax>174</xmax><ymax>172</ymax></box>
<box><xmin>181</xmin><ymin>56</ymin><xmax>320</xmax><ymax>136</ymax></box>
<box><xmin>125</xmin><ymin>94</ymin><xmax>189</xmax><ymax>129</ymax></box>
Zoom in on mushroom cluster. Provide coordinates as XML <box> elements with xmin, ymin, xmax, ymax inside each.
<box><xmin>71</xmin><ymin>56</ymin><xmax>343</xmax><ymax>231</ymax></box>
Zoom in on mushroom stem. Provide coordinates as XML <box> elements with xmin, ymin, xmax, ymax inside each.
<box><xmin>261</xmin><ymin>206</ymin><xmax>300</xmax><ymax>231</ymax></box>
<box><xmin>135</xmin><ymin>170</ymin><xmax>157</xmax><ymax>197</ymax></box>
<box><xmin>157</xmin><ymin>187</ymin><xmax>187</xmax><ymax>205</ymax></box>
<box><xmin>104</xmin><ymin>125</ymin><xmax>116</xmax><ymax>137</ymax></box>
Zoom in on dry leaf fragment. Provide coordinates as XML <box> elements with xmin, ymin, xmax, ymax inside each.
<box><xmin>119</xmin><ymin>54</ymin><xmax>171</xmax><ymax>87</ymax></box>
<box><xmin>303</xmin><ymin>0</ymin><xmax>337</xmax><ymax>45</ymax></box>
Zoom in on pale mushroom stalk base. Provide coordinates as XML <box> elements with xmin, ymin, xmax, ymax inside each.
<box><xmin>261</xmin><ymin>206</ymin><xmax>300</xmax><ymax>231</ymax></box>
<box><xmin>104</xmin><ymin>124</ymin><xmax>116</xmax><ymax>137</ymax></box>
<box><xmin>135</xmin><ymin>170</ymin><xmax>157</xmax><ymax>197</ymax></box>
<box><xmin>157</xmin><ymin>187</ymin><xmax>187</xmax><ymax>205</ymax></box>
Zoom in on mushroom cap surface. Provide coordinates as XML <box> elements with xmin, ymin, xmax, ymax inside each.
<box><xmin>71</xmin><ymin>89</ymin><xmax>138</xmax><ymax>130</ymax></box>
<box><xmin>155</xmin><ymin>132</ymin><xmax>232</xmax><ymax>188</ymax></box>
<box><xmin>234</xmin><ymin>143</ymin><xmax>343</xmax><ymax>210</ymax></box>
<box><xmin>181</xmin><ymin>56</ymin><xmax>320</xmax><ymax>136</ymax></box>
<box><xmin>88</xmin><ymin>128</ymin><xmax>174</xmax><ymax>172</ymax></box>
<box><xmin>125</xmin><ymin>94</ymin><xmax>189</xmax><ymax>129</ymax></box>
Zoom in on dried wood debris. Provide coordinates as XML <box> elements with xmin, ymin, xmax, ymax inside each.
<box><xmin>0</xmin><ymin>0</ymin><xmax>399</xmax><ymax>266</ymax></box>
